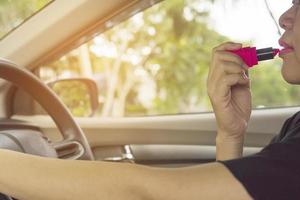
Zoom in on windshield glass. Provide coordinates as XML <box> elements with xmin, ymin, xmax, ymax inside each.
<box><xmin>0</xmin><ymin>0</ymin><xmax>53</xmax><ymax>39</ymax></box>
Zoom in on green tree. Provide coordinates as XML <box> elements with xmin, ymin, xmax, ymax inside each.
<box><xmin>87</xmin><ymin>0</ymin><xmax>228</xmax><ymax>116</ymax></box>
<box><xmin>52</xmin><ymin>81</ymin><xmax>92</xmax><ymax>117</ymax></box>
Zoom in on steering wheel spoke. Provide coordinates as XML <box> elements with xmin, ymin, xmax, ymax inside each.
<box><xmin>52</xmin><ymin>140</ymin><xmax>85</xmax><ymax>160</ymax></box>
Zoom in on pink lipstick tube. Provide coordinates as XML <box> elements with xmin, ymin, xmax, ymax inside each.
<box><xmin>230</xmin><ymin>47</ymin><xmax>280</xmax><ymax>68</ymax></box>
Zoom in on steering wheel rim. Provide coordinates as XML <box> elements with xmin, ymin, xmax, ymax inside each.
<box><xmin>0</xmin><ymin>59</ymin><xmax>94</xmax><ymax>160</ymax></box>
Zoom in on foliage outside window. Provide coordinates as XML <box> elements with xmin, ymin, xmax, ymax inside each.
<box><xmin>51</xmin><ymin>81</ymin><xmax>92</xmax><ymax>117</ymax></box>
<box><xmin>37</xmin><ymin>0</ymin><xmax>300</xmax><ymax>117</ymax></box>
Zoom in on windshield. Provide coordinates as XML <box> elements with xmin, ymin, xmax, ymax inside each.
<box><xmin>0</xmin><ymin>0</ymin><xmax>53</xmax><ymax>39</ymax></box>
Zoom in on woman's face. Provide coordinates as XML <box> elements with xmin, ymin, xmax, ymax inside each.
<box><xmin>279</xmin><ymin>0</ymin><xmax>300</xmax><ymax>84</ymax></box>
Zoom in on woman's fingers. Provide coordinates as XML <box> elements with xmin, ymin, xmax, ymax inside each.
<box><xmin>221</xmin><ymin>73</ymin><xmax>249</xmax><ymax>88</ymax></box>
<box><xmin>208</xmin><ymin>42</ymin><xmax>251</xmax><ymax>101</ymax></box>
<box><xmin>208</xmin><ymin>42</ymin><xmax>249</xmax><ymax>81</ymax></box>
<box><xmin>208</xmin><ymin>59</ymin><xmax>248</xmax><ymax>86</ymax></box>
<box><xmin>220</xmin><ymin>61</ymin><xmax>247</xmax><ymax>74</ymax></box>
<box><xmin>208</xmin><ymin>72</ymin><xmax>249</xmax><ymax>101</ymax></box>
<box><xmin>213</xmin><ymin>42</ymin><xmax>242</xmax><ymax>51</ymax></box>
<box><xmin>213</xmin><ymin>51</ymin><xmax>248</xmax><ymax>71</ymax></box>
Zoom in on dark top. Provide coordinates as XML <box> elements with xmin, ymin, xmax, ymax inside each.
<box><xmin>219</xmin><ymin>111</ymin><xmax>300</xmax><ymax>200</ymax></box>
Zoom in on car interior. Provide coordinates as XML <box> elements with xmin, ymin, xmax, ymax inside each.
<box><xmin>0</xmin><ymin>0</ymin><xmax>296</xmax><ymax>199</ymax></box>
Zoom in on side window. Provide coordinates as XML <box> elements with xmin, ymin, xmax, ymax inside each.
<box><xmin>38</xmin><ymin>0</ymin><xmax>297</xmax><ymax>117</ymax></box>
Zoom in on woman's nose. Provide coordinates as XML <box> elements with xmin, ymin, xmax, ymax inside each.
<box><xmin>279</xmin><ymin>7</ymin><xmax>295</xmax><ymax>30</ymax></box>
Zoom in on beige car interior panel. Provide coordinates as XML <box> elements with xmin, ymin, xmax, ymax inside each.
<box><xmin>130</xmin><ymin>145</ymin><xmax>262</xmax><ymax>160</ymax></box>
<box><xmin>13</xmin><ymin>106</ymin><xmax>296</xmax><ymax>163</ymax></box>
<box><xmin>92</xmin><ymin>144</ymin><xmax>262</xmax><ymax>164</ymax></box>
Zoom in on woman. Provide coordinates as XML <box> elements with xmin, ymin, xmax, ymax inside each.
<box><xmin>1</xmin><ymin>2</ymin><xmax>299</xmax><ymax>200</ymax></box>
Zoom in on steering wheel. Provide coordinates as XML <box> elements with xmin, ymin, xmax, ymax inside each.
<box><xmin>0</xmin><ymin>59</ymin><xmax>94</xmax><ymax>160</ymax></box>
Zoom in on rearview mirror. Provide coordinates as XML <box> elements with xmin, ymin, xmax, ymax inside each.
<box><xmin>47</xmin><ymin>78</ymin><xmax>99</xmax><ymax>117</ymax></box>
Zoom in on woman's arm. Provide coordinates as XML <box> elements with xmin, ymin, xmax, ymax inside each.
<box><xmin>216</xmin><ymin>132</ymin><xmax>244</xmax><ymax>160</ymax></box>
<box><xmin>0</xmin><ymin>150</ymin><xmax>252</xmax><ymax>200</ymax></box>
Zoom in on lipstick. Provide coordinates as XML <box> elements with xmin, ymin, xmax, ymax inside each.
<box><xmin>230</xmin><ymin>47</ymin><xmax>280</xmax><ymax>68</ymax></box>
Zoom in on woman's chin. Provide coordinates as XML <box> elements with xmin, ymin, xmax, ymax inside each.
<box><xmin>281</xmin><ymin>64</ymin><xmax>300</xmax><ymax>84</ymax></box>
<box><xmin>280</xmin><ymin>53</ymin><xmax>300</xmax><ymax>84</ymax></box>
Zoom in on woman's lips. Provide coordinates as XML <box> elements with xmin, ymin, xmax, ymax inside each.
<box><xmin>279</xmin><ymin>47</ymin><xmax>294</xmax><ymax>57</ymax></box>
<box><xmin>278</xmin><ymin>39</ymin><xmax>294</xmax><ymax>57</ymax></box>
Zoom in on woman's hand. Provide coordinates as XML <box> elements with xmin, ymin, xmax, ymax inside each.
<box><xmin>207</xmin><ymin>42</ymin><xmax>252</xmax><ymax>143</ymax></box>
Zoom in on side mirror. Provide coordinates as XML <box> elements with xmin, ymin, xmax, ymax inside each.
<box><xmin>47</xmin><ymin>78</ymin><xmax>99</xmax><ymax>117</ymax></box>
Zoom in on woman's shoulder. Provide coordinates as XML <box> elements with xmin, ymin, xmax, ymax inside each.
<box><xmin>291</xmin><ymin>110</ymin><xmax>300</xmax><ymax>125</ymax></box>
<box><xmin>269</xmin><ymin>110</ymin><xmax>300</xmax><ymax>144</ymax></box>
